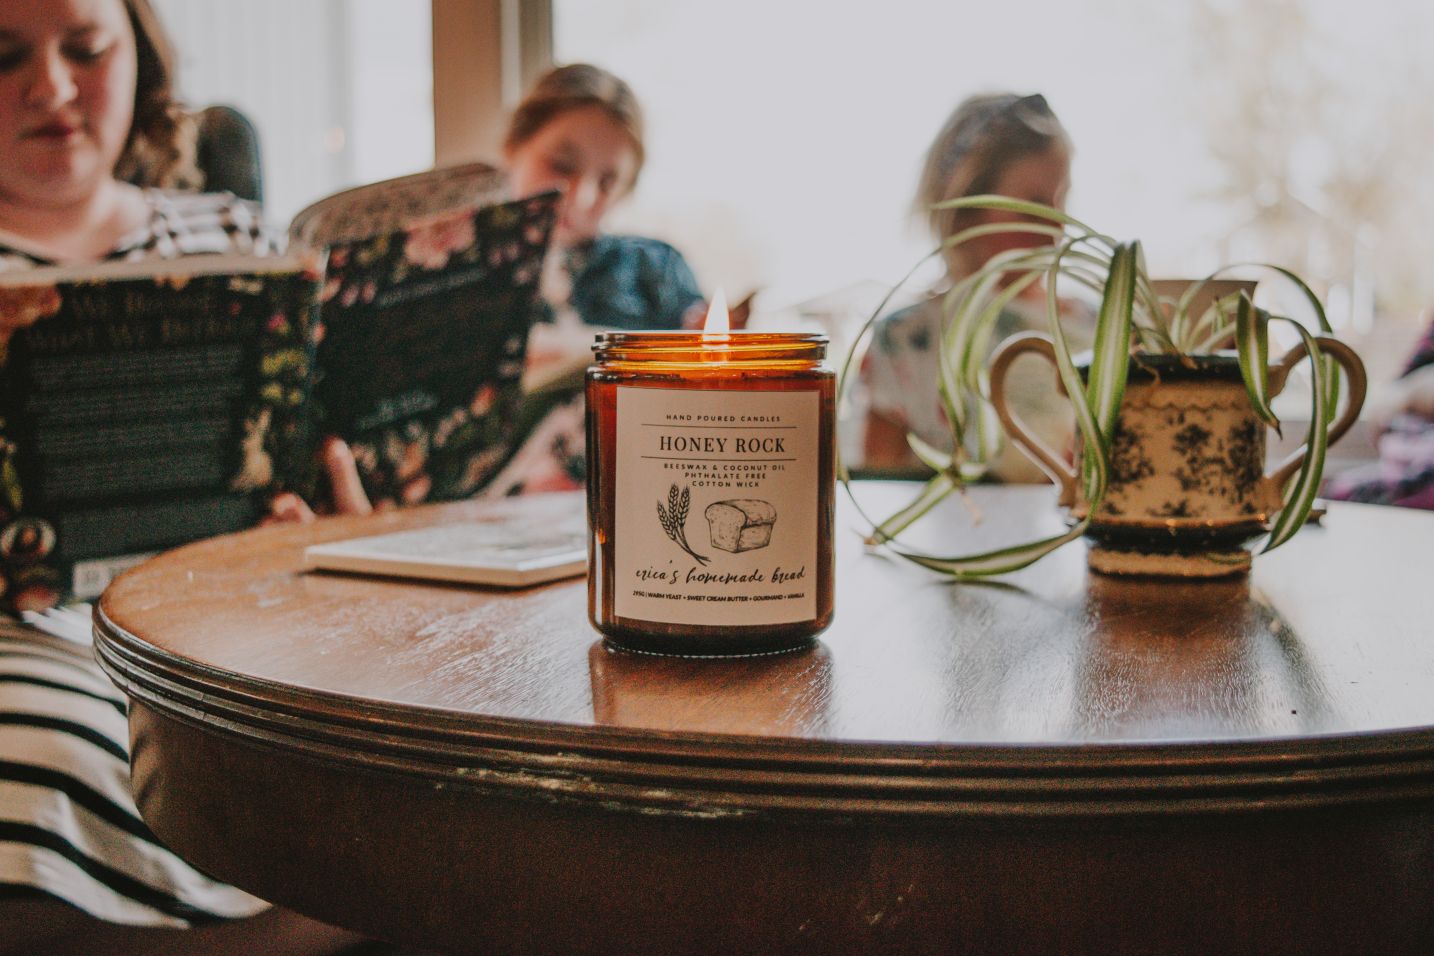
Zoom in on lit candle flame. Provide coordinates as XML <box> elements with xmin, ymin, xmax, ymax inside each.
<box><xmin>702</xmin><ymin>288</ymin><xmax>730</xmax><ymax>335</ymax></box>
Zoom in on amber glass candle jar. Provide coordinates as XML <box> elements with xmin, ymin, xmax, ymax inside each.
<box><xmin>587</xmin><ymin>331</ymin><xmax>835</xmax><ymax>656</ymax></box>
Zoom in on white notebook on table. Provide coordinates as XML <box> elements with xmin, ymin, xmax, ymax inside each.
<box><xmin>304</xmin><ymin>514</ymin><xmax>588</xmax><ymax>588</ymax></box>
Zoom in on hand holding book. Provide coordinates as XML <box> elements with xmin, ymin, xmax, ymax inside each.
<box><xmin>292</xmin><ymin>170</ymin><xmax>558</xmax><ymax>510</ymax></box>
<box><xmin>267</xmin><ymin>437</ymin><xmax>378</xmax><ymax>522</ymax></box>
<box><xmin>267</xmin><ymin>434</ymin><xmax>441</xmax><ymax>523</ymax></box>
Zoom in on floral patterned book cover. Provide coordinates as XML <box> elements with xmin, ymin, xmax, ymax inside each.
<box><xmin>0</xmin><ymin>172</ymin><xmax>559</xmax><ymax>614</ymax></box>
<box><xmin>310</xmin><ymin>190</ymin><xmax>558</xmax><ymax>505</ymax></box>
<box><xmin>0</xmin><ymin>254</ymin><xmax>324</xmax><ymax>613</ymax></box>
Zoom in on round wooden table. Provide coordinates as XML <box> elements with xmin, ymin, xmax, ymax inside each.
<box><xmin>94</xmin><ymin>486</ymin><xmax>1434</xmax><ymax>955</ymax></box>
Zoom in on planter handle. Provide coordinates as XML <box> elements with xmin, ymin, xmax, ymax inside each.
<box><xmin>1265</xmin><ymin>336</ymin><xmax>1368</xmax><ymax>489</ymax></box>
<box><xmin>988</xmin><ymin>332</ymin><xmax>1079</xmax><ymax>506</ymax></box>
<box><xmin>991</xmin><ymin>331</ymin><xmax>1368</xmax><ymax>508</ymax></box>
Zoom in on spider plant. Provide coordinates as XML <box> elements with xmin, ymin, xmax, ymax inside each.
<box><xmin>839</xmin><ymin>195</ymin><xmax>1348</xmax><ymax>577</ymax></box>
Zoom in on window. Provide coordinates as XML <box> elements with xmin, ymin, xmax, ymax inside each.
<box><xmin>555</xmin><ymin>0</ymin><xmax>1434</xmax><ymax>383</ymax></box>
<box><xmin>153</xmin><ymin>0</ymin><xmax>434</xmax><ymax>227</ymax></box>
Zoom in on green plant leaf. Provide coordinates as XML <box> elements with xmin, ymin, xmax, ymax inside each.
<box><xmin>867</xmin><ymin>470</ymin><xmax>958</xmax><ymax>545</ymax></box>
<box><xmin>1127</xmin><ymin>270</ymin><xmax>1180</xmax><ymax>353</ymax></box>
<box><xmin>906</xmin><ymin>432</ymin><xmax>953</xmax><ymax>473</ymax></box>
<box><xmin>1202</xmin><ymin>262</ymin><xmax>1343</xmax><ymax>422</ymax></box>
<box><xmin>1186</xmin><ymin>293</ymin><xmax>1241</xmax><ymax>354</ymax></box>
<box><xmin>1234</xmin><ymin>292</ymin><xmax>1280</xmax><ymax>434</ymax></box>
<box><xmin>939</xmin><ymin>221</ymin><xmax>1066</xmax><ymax>254</ymax></box>
<box><xmin>1258</xmin><ymin>265</ymin><xmax>1334</xmax><ymax>334</ymax></box>
<box><xmin>936</xmin><ymin>246</ymin><xmax>1058</xmax><ymax>466</ymax></box>
<box><xmin>1086</xmin><ymin>241</ymin><xmax>1138</xmax><ymax>443</ymax></box>
<box><xmin>1166</xmin><ymin>273</ymin><xmax>1227</xmax><ymax>351</ymax></box>
<box><xmin>1042</xmin><ymin>237</ymin><xmax>1135</xmax><ymax>511</ymax></box>
<box><xmin>1262</xmin><ymin>266</ymin><xmax>1342</xmax><ymax>424</ymax></box>
<box><xmin>1262</xmin><ymin>319</ymin><xmax>1331</xmax><ymax>552</ymax></box>
<box><xmin>885</xmin><ymin>517</ymin><xmax>1090</xmax><ymax>578</ymax></box>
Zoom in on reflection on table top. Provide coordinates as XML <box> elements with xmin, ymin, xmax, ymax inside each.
<box><xmin>97</xmin><ymin>483</ymin><xmax>1434</xmax><ymax>747</ymax></box>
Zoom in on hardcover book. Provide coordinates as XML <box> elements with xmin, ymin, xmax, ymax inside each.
<box><xmin>311</xmin><ymin>195</ymin><xmax>556</xmax><ymax>504</ymax></box>
<box><xmin>0</xmin><ymin>254</ymin><xmax>322</xmax><ymax>612</ymax></box>
<box><xmin>0</xmin><ymin>167</ymin><xmax>558</xmax><ymax>613</ymax></box>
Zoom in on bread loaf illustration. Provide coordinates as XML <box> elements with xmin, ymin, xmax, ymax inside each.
<box><xmin>705</xmin><ymin>499</ymin><xmax>777</xmax><ymax>553</ymax></box>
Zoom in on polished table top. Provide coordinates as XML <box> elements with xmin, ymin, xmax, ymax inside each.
<box><xmin>93</xmin><ymin>485</ymin><xmax>1434</xmax><ymax>954</ymax></box>
<box><xmin>98</xmin><ymin>484</ymin><xmax>1434</xmax><ymax>744</ymax></box>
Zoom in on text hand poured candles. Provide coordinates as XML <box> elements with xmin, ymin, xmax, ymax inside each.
<box><xmin>585</xmin><ymin>297</ymin><xmax>835</xmax><ymax>655</ymax></box>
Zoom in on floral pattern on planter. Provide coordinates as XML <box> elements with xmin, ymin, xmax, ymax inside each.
<box><xmin>993</xmin><ymin>342</ymin><xmax>1365</xmax><ymax>579</ymax></box>
<box><xmin>1090</xmin><ymin>379</ymin><xmax>1279</xmax><ymax>529</ymax></box>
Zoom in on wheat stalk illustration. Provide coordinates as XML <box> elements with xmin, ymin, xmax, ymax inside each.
<box><xmin>657</xmin><ymin>483</ymin><xmax>709</xmax><ymax>565</ymax></box>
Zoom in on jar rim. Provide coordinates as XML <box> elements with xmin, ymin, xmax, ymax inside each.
<box><xmin>593</xmin><ymin>330</ymin><xmax>829</xmax><ymax>347</ymax></box>
<box><xmin>592</xmin><ymin>330</ymin><xmax>830</xmax><ymax>364</ymax></box>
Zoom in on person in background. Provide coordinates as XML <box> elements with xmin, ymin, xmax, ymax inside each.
<box><xmin>486</xmin><ymin>63</ymin><xmax>721</xmax><ymax>496</ymax></box>
<box><xmin>0</xmin><ymin>3</ymin><xmax>269</xmax><ymax>271</ymax></box>
<box><xmin>0</xmin><ymin>1</ymin><xmax>371</xmax><ymax>952</ymax></box>
<box><xmin>284</xmin><ymin>64</ymin><xmax>718</xmax><ymax>506</ymax></box>
<box><xmin>1322</xmin><ymin>312</ymin><xmax>1434</xmax><ymax>509</ymax></box>
<box><xmin>503</xmin><ymin>62</ymin><xmax>705</xmax><ymax>334</ymax></box>
<box><xmin>860</xmin><ymin>92</ymin><xmax>1091</xmax><ymax>483</ymax></box>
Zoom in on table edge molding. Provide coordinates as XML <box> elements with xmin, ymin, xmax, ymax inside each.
<box><xmin>96</xmin><ymin>605</ymin><xmax>1434</xmax><ymax>822</ymax></box>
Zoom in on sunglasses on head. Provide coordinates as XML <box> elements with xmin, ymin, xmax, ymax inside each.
<box><xmin>988</xmin><ymin>93</ymin><xmax>1054</xmax><ymax>127</ymax></box>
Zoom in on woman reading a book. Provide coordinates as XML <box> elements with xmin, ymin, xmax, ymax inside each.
<box><xmin>504</xmin><ymin>62</ymin><xmax>706</xmax><ymax>335</ymax></box>
<box><xmin>0</xmin><ymin>3</ymin><xmax>275</xmax><ymax>272</ymax></box>
<box><xmin>859</xmin><ymin>92</ymin><xmax>1093</xmax><ymax>482</ymax></box>
<box><xmin>0</xmin><ymin>1</ymin><xmax>372</xmax><ymax>952</ymax></box>
<box><xmin>483</xmin><ymin>63</ymin><xmax>731</xmax><ymax>495</ymax></box>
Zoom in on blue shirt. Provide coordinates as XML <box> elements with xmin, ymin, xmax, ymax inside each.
<box><xmin>560</xmin><ymin>234</ymin><xmax>703</xmax><ymax>330</ymax></box>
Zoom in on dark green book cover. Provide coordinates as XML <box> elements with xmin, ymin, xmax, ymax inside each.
<box><xmin>0</xmin><ymin>255</ymin><xmax>322</xmax><ymax>612</ymax></box>
<box><xmin>0</xmin><ymin>181</ymin><xmax>558</xmax><ymax>614</ymax></box>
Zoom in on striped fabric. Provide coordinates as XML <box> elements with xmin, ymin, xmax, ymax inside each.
<box><xmin>0</xmin><ymin>620</ymin><xmax>267</xmax><ymax>926</ymax></box>
<box><xmin>0</xmin><ymin>188</ymin><xmax>280</xmax><ymax>271</ymax></box>
<box><xmin>0</xmin><ymin>190</ymin><xmax>276</xmax><ymax>925</ymax></box>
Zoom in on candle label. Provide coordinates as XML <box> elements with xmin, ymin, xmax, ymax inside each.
<box><xmin>614</xmin><ymin>386</ymin><xmax>820</xmax><ymax>627</ymax></box>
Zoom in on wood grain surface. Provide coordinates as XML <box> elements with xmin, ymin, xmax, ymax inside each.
<box><xmin>94</xmin><ymin>485</ymin><xmax>1434</xmax><ymax>955</ymax></box>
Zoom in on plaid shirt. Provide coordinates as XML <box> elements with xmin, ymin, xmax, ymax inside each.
<box><xmin>0</xmin><ymin>189</ymin><xmax>279</xmax><ymax>271</ymax></box>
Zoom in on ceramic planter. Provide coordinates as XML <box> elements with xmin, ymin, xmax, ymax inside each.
<box><xmin>989</xmin><ymin>335</ymin><xmax>1366</xmax><ymax>577</ymax></box>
